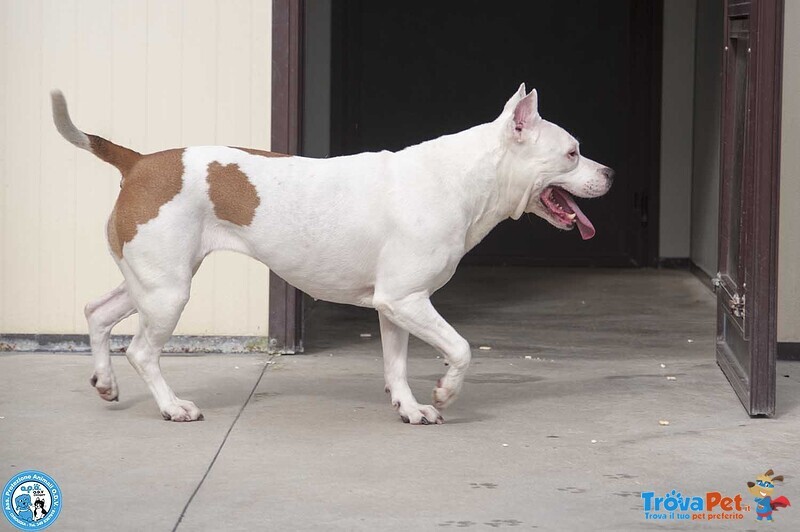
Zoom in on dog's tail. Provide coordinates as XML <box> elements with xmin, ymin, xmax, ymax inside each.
<box><xmin>50</xmin><ymin>90</ymin><xmax>142</xmax><ymax>176</ymax></box>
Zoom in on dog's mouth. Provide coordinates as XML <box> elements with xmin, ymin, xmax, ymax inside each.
<box><xmin>539</xmin><ymin>187</ymin><xmax>596</xmax><ymax>240</ymax></box>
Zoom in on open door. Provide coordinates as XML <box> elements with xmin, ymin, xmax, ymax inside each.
<box><xmin>715</xmin><ymin>0</ymin><xmax>783</xmax><ymax>416</ymax></box>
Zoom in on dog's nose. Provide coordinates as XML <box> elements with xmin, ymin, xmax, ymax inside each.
<box><xmin>601</xmin><ymin>167</ymin><xmax>615</xmax><ymax>183</ymax></box>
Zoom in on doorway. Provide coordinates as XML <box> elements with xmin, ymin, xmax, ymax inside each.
<box><xmin>272</xmin><ymin>0</ymin><xmax>784</xmax><ymax>418</ymax></box>
<box><xmin>328</xmin><ymin>0</ymin><xmax>662</xmax><ymax>266</ymax></box>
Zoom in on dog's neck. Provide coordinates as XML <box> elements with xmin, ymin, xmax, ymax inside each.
<box><xmin>400</xmin><ymin>118</ymin><xmax>531</xmax><ymax>252</ymax></box>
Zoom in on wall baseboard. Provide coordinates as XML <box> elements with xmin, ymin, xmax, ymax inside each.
<box><xmin>0</xmin><ymin>334</ymin><xmax>277</xmax><ymax>354</ymax></box>
<box><xmin>658</xmin><ymin>257</ymin><xmax>692</xmax><ymax>269</ymax></box>
<box><xmin>689</xmin><ymin>261</ymin><xmax>714</xmax><ymax>291</ymax></box>
<box><xmin>778</xmin><ymin>342</ymin><xmax>800</xmax><ymax>361</ymax></box>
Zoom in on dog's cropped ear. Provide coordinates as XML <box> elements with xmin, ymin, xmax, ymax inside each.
<box><xmin>512</xmin><ymin>89</ymin><xmax>540</xmax><ymax>141</ymax></box>
<box><xmin>503</xmin><ymin>83</ymin><xmax>528</xmax><ymax>113</ymax></box>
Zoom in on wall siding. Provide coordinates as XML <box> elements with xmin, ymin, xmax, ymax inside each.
<box><xmin>0</xmin><ymin>0</ymin><xmax>272</xmax><ymax>336</ymax></box>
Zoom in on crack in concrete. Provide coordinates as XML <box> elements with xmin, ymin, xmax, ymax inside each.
<box><xmin>172</xmin><ymin>355</ymin><xmax>275</xmax><ymax>531</ymax></box>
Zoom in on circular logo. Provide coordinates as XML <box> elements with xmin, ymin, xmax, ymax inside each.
<box><xmin>2</xmin><ymin>471</ymin><xmax>62</xmax><ymax>530</ymax></box>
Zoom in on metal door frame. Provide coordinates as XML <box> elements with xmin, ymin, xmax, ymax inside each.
<box><xmin>716</xmin><ymin>0</ymin><xmax>783</xmax><ymax>415</ymax></box>
<box><xmin>269</xmin><ymin>0</ymin><xmax>304</xmax><ymax>353</ymax></box>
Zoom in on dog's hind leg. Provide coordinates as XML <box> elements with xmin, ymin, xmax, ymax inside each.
<box><xmin>123</xmin><ymin>276</ymin><xmax>202</xmax><ymax>421</ymax></box>
<box><xmin>375</xmin><ymin>293</ymin><xmax>471</xmax><ymax>410</ymax></box>
<box><xmin>85</xmin><ymin>283</ymin><xmax>137</xmax><ymax>401</ymax></box>
<box><xmin>379</xmin><ymin>313</ymin><xmax>443</xmax><ymax>425</ymax></box>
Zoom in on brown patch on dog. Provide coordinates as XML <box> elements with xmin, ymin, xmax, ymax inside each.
<box><xmin>107</xmin><ymin>149</ymin><xmax>185</xmax><ymax>258</ymax></box>
<box><xmin>107</xmin><ymin>205</ymin><xmax>123</xmax><ymax>258</ymax></box>
<box><xmin>88</xmin><ymin>134</ymin><xmax>142</xmax><ymax>176</ymax></box>
<box><xmin>206</xmin><ymin>162</ymin><xmax>260</xmax><ymax>226</ymax></box>
<box><xmin>231</xmin><ymin>146</ymin><xmax>290</xmax><ymax>158</ymax></box>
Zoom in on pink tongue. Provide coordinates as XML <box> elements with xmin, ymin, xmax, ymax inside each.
<box><xmin>552</xmin><ymin>188</ymin><xmax>596</xmax><ymax>240</ymax></box>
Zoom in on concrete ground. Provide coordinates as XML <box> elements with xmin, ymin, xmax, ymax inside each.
<box><xmin>1</xmin><ymin>267</ymin><xmax>799</xmax><ymax>531</ymax></box>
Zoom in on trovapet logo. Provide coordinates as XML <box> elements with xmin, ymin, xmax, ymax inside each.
<box><xmin>641</xmin><ymin>490</ymin><xmax>750</xmax><ymax>522</ymax></box>
<box><xmin>641</xmin><ymin>469</ymin><xmax>792</xmax><ymax>523</ymax></box>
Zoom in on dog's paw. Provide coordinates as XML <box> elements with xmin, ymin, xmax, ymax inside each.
<box><xmin>432</xmin><ymin>381</ymin><xmax>459</xmax><ymax>409</ymax></box>
<box><xmin>90</xmin><ymin>372</ymin><xmax>119</xmax><ymax>402</ymax></box>
<box><xmin>160</xmin><ymin>400</ymin><xmax>204</xmax><ymax>422</ymax></box>
<box><xmin>395</xmin><ymin>401</ymin><xmax>443</xmax><ymax>425</ymax></box>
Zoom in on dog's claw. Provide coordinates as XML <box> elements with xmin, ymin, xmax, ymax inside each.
<box><xmin>395</xmin><ymin>403</ymin><xmax>442</xmax><ymax>425</ymax></box>
<box><xmin>160</xmin><ymin>399</ymin><xmax>204</xmax><ymax>422</ymax></box>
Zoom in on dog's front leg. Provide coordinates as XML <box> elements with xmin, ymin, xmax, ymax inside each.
<box><xmin>379</xmin><ymin>313</ymin><xmax>443</xmax><ymax>425</ymax></box>
<box><xmin>376</xmin><ymin>293</ymin><xmax>471</xmax><ymax>411</ymax></box>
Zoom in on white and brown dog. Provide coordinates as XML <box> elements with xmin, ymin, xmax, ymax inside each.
<box><xmin>51</xmin><ymin>84</ymin><xmax>612</xmax><ymax>424</ymax></box>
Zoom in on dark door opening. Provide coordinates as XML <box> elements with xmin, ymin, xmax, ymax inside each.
<box><xmin>330</xmin><ymin>0</ymin><xmax>662</xmax><ymax>266</ymax></box>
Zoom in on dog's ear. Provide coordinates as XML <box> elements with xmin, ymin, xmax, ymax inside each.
<box><xmin>503</xmin><ymin>83</ymin><xmax>528</xmax><ymax>113</ymax></box>
<box><xmin>765</xmin><ymin>469</ymin><xmax>774</xmax><ymax>477</ymax></box>
<box><xmin>747</xmin><ymin>482</ymin><xmax>755</xmax><ymax>488</ymax></box>
<box><xmin>512</xmin><ymin>89</ymin><xmax>540</xmax><ymax>140</ymax></box>
<box><xmin>772</xmin><ymin>475</ymin><xmax>784</xmax><ymax>482</ymax></box>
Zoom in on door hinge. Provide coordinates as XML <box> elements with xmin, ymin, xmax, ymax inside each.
<box><xmin>730</xmin><ymin>293</ymin><xmax>745</xmax><ymax>318</ymax></box>
<box><xmin>712</xmin><ymin>273</ymin><xmax>745</xmax><ymax>318</ymax></box>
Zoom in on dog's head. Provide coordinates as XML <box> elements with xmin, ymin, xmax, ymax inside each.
<box><xmin>747</xmin><ymin>469</ymin><xmax>783</xmax><ymax>498</ymax></box>
<box><xmin>15</xmin><ymin>494</ymin><xmax>32</xmax><ymax>511</ymax></box>
<box><xmin>498</xmin><ymin>84</ymin><xmax>614</xmax><ymax>239</ymax></box>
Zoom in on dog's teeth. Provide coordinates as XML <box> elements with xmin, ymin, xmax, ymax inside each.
<box><xmin>567</xmin><ymin>213</ymin><xmax>576</xmax><ymax>220</ymax></box>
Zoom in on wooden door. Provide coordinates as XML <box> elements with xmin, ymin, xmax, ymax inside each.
<box><xmin>715</xmin><ymin>0</ymin><xmax>783</xmax><ymax>415</ymax></box>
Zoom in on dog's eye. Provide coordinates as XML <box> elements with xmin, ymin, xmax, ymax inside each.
<box><xmin>567</xmin><ymin>149</ymin><xmax>578</xmax><ymax>159</ymax></box>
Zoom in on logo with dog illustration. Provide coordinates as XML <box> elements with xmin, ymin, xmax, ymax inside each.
<box><xmin>2</xmin><ymin>470</ymin><xmax>62</xmax><ymax>530</ymax></box>
<box><xmin>746</xmin><ymin>469</ymin><xmax>790</xmax><ymax>522</ymax></box>
<box><xmin>640</xmin><ymin>469</ymin><xmax>791</xmax><ymax>522</ymax></box>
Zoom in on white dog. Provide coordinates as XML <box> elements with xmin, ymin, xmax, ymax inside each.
<box><xmin>51</xmin><ymin>84</ymin><xmax>612</xmax><ymax>424</ymax></box>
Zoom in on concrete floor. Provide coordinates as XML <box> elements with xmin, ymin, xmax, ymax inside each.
<box><xmin>1</xmin><ymin>267</ymin><xmax>799</xmax><ymax>531</ymax></box>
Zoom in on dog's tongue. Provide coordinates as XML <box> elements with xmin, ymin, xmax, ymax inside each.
<box><xmin>552</xmin><ymin>188</ymin><xmax>596</xmax><ymax>240</ymax></box>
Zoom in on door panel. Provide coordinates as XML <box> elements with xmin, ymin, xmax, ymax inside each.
<box><xmin>716</xmin><ymin>0</ymin><xmax>783</xmax><ymax>416</ymax></box>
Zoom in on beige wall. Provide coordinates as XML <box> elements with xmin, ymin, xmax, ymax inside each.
<box><xmin>779</xmin><ymin>0</ymin><xmax>800</xmax><ymax>342</ymax></box>
<box><xmin>0</xmin><ymin>0</ymin><xmax>272</xmax><ymax>336</ymax></box>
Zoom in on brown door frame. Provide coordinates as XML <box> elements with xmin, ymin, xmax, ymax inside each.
<box><xmin>716</xmin><ymin>0</ymin><xmax>783</xmax><ymax>415</ymax></box>
<box><xmin>269</xmin><ymin>0</ymin><xmax>304</xmax><ymax>353</ymax></box>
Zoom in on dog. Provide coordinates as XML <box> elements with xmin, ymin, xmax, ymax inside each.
<box><xmin>51</xmin><ymin>84</ymin><xmax>613</xmax><ymax>424</ymax></box>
